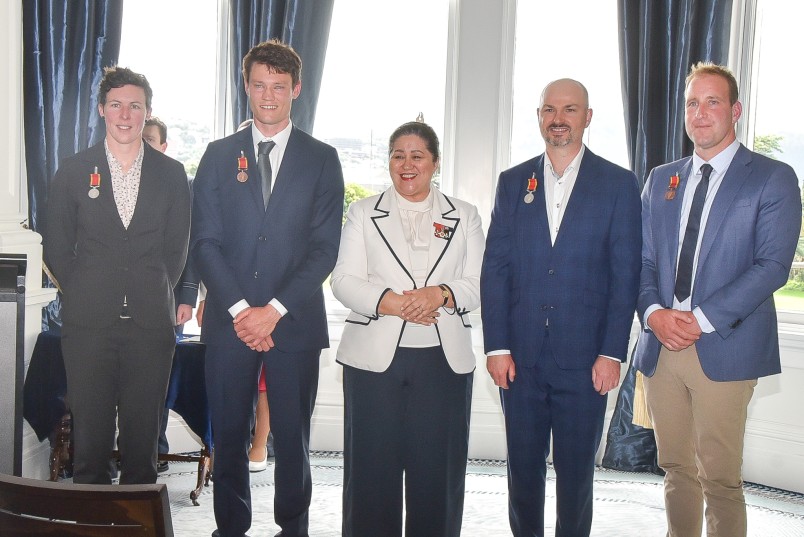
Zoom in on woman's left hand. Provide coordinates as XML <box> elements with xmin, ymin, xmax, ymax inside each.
<box><xmin>400</xmin><ymin>287</ymin><xmax>442</xmax><ymax>324</ymax></box>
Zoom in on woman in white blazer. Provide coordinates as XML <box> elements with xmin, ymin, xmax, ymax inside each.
<box><xmin>332</xmin><ymin>121</ymin><xmax>485</xmax><ymax>537</ymax></box>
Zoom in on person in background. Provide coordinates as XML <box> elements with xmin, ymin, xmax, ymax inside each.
<box><xmin>191</xmin><ymin>40</ymin><xmax>344</xmax><ymax>537</ymax></box>
<box><xmin>634</xmin><ymin>62</ymin><xmax>802</xmax><ymax>537</ymax></box>
<box><xmin>44</xmin><ymin>66</ymin><xmax>191</xmax><ymax>485</ymax></box>
<box><xmin>142</xmin><ymin>115</ymin><xmax>200</xmax><ymax>472</ymax></box>
<box><xmin>480</xmin><ymin>78</ymin><xmax>641</xmax><ymax>536</ymax></box>
<box><xmin>332</xmin><ymin>120</ymin><xmax>484</xmax><ymax>537</ymax></box>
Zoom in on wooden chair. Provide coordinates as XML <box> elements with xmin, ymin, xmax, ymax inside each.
<box><xmin>0</xmin><ymin>473</ymin><xmax>173</xmax><ymax>536</ymax></box>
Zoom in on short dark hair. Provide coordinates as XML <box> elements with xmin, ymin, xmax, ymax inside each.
<box><xmin>98</xmin><ymin>66</ymin><xmax>153</xmax><ymax>110</ymax></box>
<box><xmin>242</xmin><ymin>39</ymin><xmax>302</xmax><ymax>87</ymax></box>
<box><xmin>686</xmin><ymin>62</ymin><xmax>739</xmax><ymax>105</ymax></box>
<box><xmin>145</xmin><ymin>116</ymin><xmax>167</xmax><ymax>144</ymax></box>
<box><xmin>388</xmin><ymin>121</ymin><xmax>440</xmax><ymax>163</ymax></box>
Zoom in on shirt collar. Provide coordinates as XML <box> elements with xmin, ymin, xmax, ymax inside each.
<box><xmin>545</xmin><ymin>144</ymin><xmax>585</xmax><ymax>180</ymax></box>
<box><xmin>692</xmin><ymin>138</ymin><xmax>740</xmax><ymax>177</ymax></box>
<box><xmin>251</xmin><ymin>120</ymin><xmax>293</xmax><ymax>149</ymax></box>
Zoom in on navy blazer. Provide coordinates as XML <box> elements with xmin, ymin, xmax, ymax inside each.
<box><xmin>44</xmin><ymin>142</ymin><xmax>191</xmax><ymax>329</ymax></box>
<box><xmin>481</xmin><ymin>148</ymin><xmax>642</xmax><ymax>369</ymax></box>
<box><xmin>191</xmin><ymin>126</ymin><xmax>344</xmax><ymax>351</ymax></box>
<box><xmin>634</xmin><ymin>145</ymin><xmax>801</xmax><ymax>381</ymax></box>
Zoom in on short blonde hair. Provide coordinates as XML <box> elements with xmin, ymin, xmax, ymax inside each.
<box><xmin>686</xmin><ymin>62</ymin><xmax>739</xmax><ymax>105</ymax></box>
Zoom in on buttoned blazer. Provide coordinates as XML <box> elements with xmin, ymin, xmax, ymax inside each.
<box><xmin>331</xmin><ymin>187</ymin><xmax>485</xmax><ymax>374</ymax></box>
<box><xmin>44</xmin><ymin>142</ymin><xmax>191</xmax><ymax>329</ymax></box>
<box><xmin>634</xmin><ymin>145</ymin><xmax>802</xmax><ymax>381</ymax></box>
<box><xmin>480</xmin><ymin>148</ymin><xmax>642</xmax><ymax>369</ymax></box>
<box><xmin>191</xmin><ymin>126</ymin><xmax>344</xmax><ymax>351</ymax></box>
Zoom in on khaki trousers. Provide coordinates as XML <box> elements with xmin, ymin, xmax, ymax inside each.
<box><xmin>644</xmin><ymin>345</ymin><xmax>756</xmax><ymax>537</ymax></box>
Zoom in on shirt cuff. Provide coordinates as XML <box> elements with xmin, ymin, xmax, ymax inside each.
<box><xmin>600</xmin><ymin>355</ymin><xmax>621</xmax><ymax>362</ymax></box>
<box><xmin>228</xmin><ymin>299</ymin><xmax>249</xmax><ymax>318</ymax></box>
<box><xmin>487</xmin><ymin>349</ymin><xmax>511</xmax><ymax>357</ymax></box>
<box><xmin>693</xmin><ymin>306</ymin><xmax>715</xmax><ymax>333</ymax></box>
<box><xmin>643</xmin><ymin>304</ymin><xmax>663</xmax><ymax>330</ymax></box>
<box><xmin>269</xmin><ymin>298</ymin><xmax>287</xmax><ymax>317</ymax></box>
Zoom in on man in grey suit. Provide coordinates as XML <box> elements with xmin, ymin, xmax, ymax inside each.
<box><xmin>44</xmin><ymin>67</ymin><xmax>191</xmax><ymax>485</ymax></box>
<box><xmin>192</xmin><ymin>40</ymin><xmax>344</xmax><ymax>537</ymax></box>
<box><xmin>634</xmin><ymin>62</ymin><xmax>801</xmax><ymax>537</ymax></box>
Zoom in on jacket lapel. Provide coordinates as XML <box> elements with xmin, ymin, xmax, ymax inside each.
<box><xmin>266</xmin><ymin>127</ymin><xmax>297</xmax><ymax>217</ymax></box>
<box><xmin>696</xmin><ymin>145</ymin><xmax>751</xmax><ymax>271</ymax></box>
<box><xmin>426</xmin><ymin>190</ymin><xmax>459</xmax><ymax>284</ymax></box>
<box><xmin>662</xmin><ymin>158</ymin><xmax>694</xmax><ymax>272</ymax></box>
<box><xmin>371</xmin><ymin>190</ymin><xmax>415</xmax><ymax>286</ymax></box>
<box><xmin>84</xmin><ymin>143</ymin><xmax>125</xmax><ymax>231</ymax></box>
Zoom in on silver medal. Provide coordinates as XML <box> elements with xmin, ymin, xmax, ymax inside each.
<box><xmin>88</xmin><ymin>188</ymin><xmax>99</xmax><ymax>199</ymax></box>
<box><xmin>524</xmin><ymin>192</ymin><xmax>534</xmax><ymax>204</ymax></box>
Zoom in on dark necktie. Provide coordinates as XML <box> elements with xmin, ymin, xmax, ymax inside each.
<box><xmin>674</xmin><ymin>163</ymin><xmax>713</xmax><ymax>302</ymax></box>
<box><xmin>258</xmin><ymin>140</ymin><xmax>276</xmax><ymax>208</ymax></box>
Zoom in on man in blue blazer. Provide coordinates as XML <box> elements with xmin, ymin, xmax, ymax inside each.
<box><xmin>191</xmin><ymin>40</ymin><xmax>344</xmax><ymax>537</ymax></box>
<box><xmin>634</xmin><ymin>63</ymin><xmax>801</xmax><ymax>537</ymax></box>
<box><xmin>481</xmin><ymin>79</ymin><xmax>641</xmax><ymax>537</ymax></box>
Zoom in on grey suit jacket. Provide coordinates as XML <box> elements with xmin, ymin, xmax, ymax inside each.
<box><xmin>44</xmin><ymin>142</ymin><xmax>191</xmax><ymax>329</ymax></box>
<box><xmin>634</xmin><ymin>144</ymin><xmax>801</xmax><ymax>381</ymax></box>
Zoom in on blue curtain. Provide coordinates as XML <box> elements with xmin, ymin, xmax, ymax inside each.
<box><xmin>23</xmin><ymin>0</ymin><xmax>123</xmax><ymax>330</ymax></box>
<box><xmin>618</xmin><ymin>0</ymin><xmax>733</xmax><ymax>187</ymax></box>
<box><xmin>604</xmin><ymin>0</ymin><xmax>733</xmax><ymax>473</ymax></box>
<box><xmin>23</xmin><ymin>0</ymin><xmax>123</xmax><ymax>233</ymax></box>
<box><xmin>228</xmin><ymin>0</ymin><xmax>335</xmax><ymax>133</ymax></box>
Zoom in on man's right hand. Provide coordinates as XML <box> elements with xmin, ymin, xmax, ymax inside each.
<box><xmin>647</xmin><ymin>308</ymin><xmax>701</xmax><ymax>351</ymax></box>
<box><xmin>487</xmin><ymin>353</ymin><xmax>516</xmax><ymax>389</ymax></box>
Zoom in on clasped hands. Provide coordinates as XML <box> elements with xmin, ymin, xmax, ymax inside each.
<box><xmin>233</xmin><ymin>305</ymin><xmax>281</xmax><ymax>352</ymax></box>
<box><xmin>380</xmin><ymin>286</ymin><xmax>442</xmax><ymax>325</ymax></box>
<box><xmin>647</xmin><ymin>308</ymin><xmax>702</xmax><ymax>351</ymax></box>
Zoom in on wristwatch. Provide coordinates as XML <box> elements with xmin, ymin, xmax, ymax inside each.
<box><xmin>439</xmin><ymin>284</ymin><xmax>450</xmax><ymax>306</ymax></box>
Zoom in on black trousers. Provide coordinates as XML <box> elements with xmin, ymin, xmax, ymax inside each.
<box><xmin>61</xmin><ymin>319</ymin><xmax>175</xmax><ymax>484</ymax></box>
<box><xmin>342</xmin><ymin>346</ymin><xmax>473</xmax><ymax>537</ymax></box>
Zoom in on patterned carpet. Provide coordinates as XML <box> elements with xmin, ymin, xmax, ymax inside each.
<box><xmin>163</xmin><ymin>451</ymin><xmax>804</xmax><ymax>536</ymax></box>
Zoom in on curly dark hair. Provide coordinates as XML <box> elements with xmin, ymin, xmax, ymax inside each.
<box><xmin>98</xmin><ymin>66</ymin><xmax>153</xmax><ymax>110</ymax></box>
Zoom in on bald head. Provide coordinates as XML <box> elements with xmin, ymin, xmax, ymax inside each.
<box><xmin>538</xmin><ymin>78</ymin><xmax>592</xmax><ymax>151</ymax></box>
<box><xmin>540</xmin><ymin>78</ymin><xmax>589</xmax><ymax>109</ymax></box>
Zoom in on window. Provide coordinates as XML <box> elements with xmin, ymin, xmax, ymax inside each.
<box><xmin>749</xmin><ymin>0</ymin><xmax>804</xmax><ymax>314</ymax></box>
<box><xmin>118</xmin><ymin>0</ymin><xmax>218</xmax><ymax>179</ymax></box>
<box><xmin>313</xmin><ymin>0</ymin><xmax>450</xmax><ymax>197</ymax></box>
<box><xmin>509</xmin><ymin>0</ymin><xmax>628</xmax><ymax>169</ymax></box>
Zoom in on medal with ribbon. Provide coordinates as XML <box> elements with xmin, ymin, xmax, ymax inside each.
<box><xmin>237</xmin><ymin>151</ymin><xmax>248</xmax><ymax>182</ymax></box>
<box><xmin>665</xmin><ymin>173</ymin><xmax>680</xmax><ymax>200</ymax></box>
<box><xmin>433</xmin><ymin>222</ymin><xmax>453</xmax><ymax>240</ymax></box>
<box><xmin>88</xmin><ymin>166</ymin><xmax>100</xmax><ymax>199</ymax></box>
<box><xmin>524</xmin><ymin>172</ymin><xmax>538</xmax><ymax>204</ymax></box>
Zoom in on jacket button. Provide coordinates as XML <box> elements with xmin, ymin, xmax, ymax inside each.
<box><xmin>254</xmin><ymin>272</ymin><xmax>259</xmax><ymax>278</ymax></box>
<box><xmin>548</xmin><ymin>269</ymin><xmax>555</xmax><ymax>275</ymax></box>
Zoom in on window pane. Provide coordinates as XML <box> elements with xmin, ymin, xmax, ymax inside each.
<box><xmin>313</xmin><ymin>0</ymin><xmax>449</xmax><ymax>197</ymax></box>
<box><xmin>510</xmin><ymin>1</ymin><xmax>628</xmax><ymax>169</ymax></box>
<box><xmin>118</xmin><ymin>0</ymin><xmax>218</xmax><ymax>180</ymax></box>
<box><xmin>753</xmin><ymin>0</ymin><xmax>804</xmax><ymax>313</ymax></box>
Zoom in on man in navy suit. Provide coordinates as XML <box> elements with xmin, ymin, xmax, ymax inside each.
<box><xmin>634</xmin><ymin>62</ymin><xmax>801</xmax><ymax>537</ymax></box>
<box><xmin>191</xmin><ymin>40</ymin><xmax>344</xmax><ymax>537</ymax></box>
<box><xmin>481</xmin><ymin>79</ymin><xmax>641</xmax><ymax>537</ymax></box>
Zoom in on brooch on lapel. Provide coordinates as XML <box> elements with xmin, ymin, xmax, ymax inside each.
<box><xmin>88</xmin><ymin>166</ymin><xmax>100</xmax><ymax>199</ymax></box>
<box><xmin>236</xmin><ymin>151</ymin><xmax>248</xmax><ymax>182</ymax></box>
<box><xmin>524</xmin><ymin>172</ymin><xmax>538</xmax><ymax>204</ymax></box>
<box><xmin>665</xmin><ymin>173</ymin><xmax>680</xmax><ymax>200</ymax></box>
<box><xmin>433</xmin><ymin>222</ymin><xmax>453</xmax><ymax>240</ymax></box>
